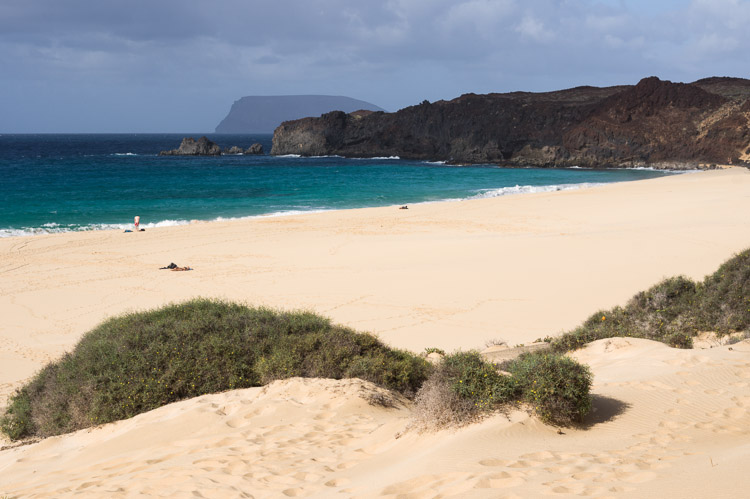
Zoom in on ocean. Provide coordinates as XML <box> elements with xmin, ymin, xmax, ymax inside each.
<box><xmin>0</xmin><ymin>134</ymin><xmax>677</xmax><ymax>237</ymax></box>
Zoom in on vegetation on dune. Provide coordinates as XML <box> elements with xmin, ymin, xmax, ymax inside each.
<box><xmin>1</xmin><ymin>298</ymin><xmax>596</xmax><ymax>441</ymax></box>
<box><xmin>549</xmin><ymin>248</ymin><xmax>750</xmax><ymax>352</ymax></box>
<box><xmin>7</xmin><ymin>248</ymin><xmax>746</xmax><ymax>440</ymax></box>
<box><xmin>0</xmin><ymin>299</ymin><xmax>430</xmax><ymax>440</ymax></box>
<box><xmin>411</xmin><ymin>351</ymin><xmax>592</xmax><ymax>430</ymax></box>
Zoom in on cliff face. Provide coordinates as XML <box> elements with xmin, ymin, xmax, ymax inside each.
<box><xmin>271</xmin><ymin>77</ymin><xmax>750</xmax><ymax>168</ymax></box>
<box><xmin>215</xmin><ymin>95</ymin><xmax>385</xmax><ymax>134</ymax></box>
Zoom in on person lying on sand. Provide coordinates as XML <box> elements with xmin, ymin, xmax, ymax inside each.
<box><xmin>159</xmin><ymin>263</ymin><xmax>192</xmax><ymax>271</ymax></box>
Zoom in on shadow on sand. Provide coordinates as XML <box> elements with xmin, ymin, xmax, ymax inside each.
<box><xmin>580</xmin><ymin>394</ymin><xmax>631</xmax><ymax>428</ymax></box>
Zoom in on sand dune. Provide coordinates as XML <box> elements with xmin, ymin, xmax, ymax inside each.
<box><xmin>1</xmin><ymin>339</ymin><xmax>748</xmax><ymax>497</ymax></box>
<box><xmin>1</xmin><ymin>167</ymin><xmax>750</xmax><ymax>496</ymax></box>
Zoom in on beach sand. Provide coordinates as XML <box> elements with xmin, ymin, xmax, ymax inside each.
<box><xmin>1</xmin><ymin>167</ymin><xmax>749</xmax><ymax>497</ymax></box>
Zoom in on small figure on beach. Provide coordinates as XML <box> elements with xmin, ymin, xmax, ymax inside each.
<box><xmin>159</xmin><ymin>262</ymin><xmax>192</xmax><ymax>271</ymax></box>
<box><xmin>400</xmin><ymin>205</ymin><xmax>408</xmax><ymax>210</ymax></box>
<box><xmin>134</xmin><ymin>215</ymin><xmax>140</xmax><ymax>231</ymax></box>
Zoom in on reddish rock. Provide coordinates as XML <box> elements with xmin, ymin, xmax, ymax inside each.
<box><xmin>271</xmin><ymin>77</ymin><xmax>750</xmax><ymax>168</ymax></box>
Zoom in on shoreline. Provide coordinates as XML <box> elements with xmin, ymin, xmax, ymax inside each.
<box><xmin>0</xmin><ymin>167</ymin><xmax>693</xmax><ymax>239</ymax></box>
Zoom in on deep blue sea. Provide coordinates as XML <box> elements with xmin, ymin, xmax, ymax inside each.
<box><xmin>0</xmin><ymin>134</ymin><xmax>678</xmax><ymax>237</ymax></box>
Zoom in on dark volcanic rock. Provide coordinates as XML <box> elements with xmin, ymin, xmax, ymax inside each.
<box><xmin>271</xmin><ymin>77</ymin><xmax>750</xmax><ymax>168</ymax></box>
<box><xmin>245</xmin><ymin>143</ymin><xmax>264</xmax><ymax>155</ymax></box>
<box><xmin>224</xmin><ymin>146</ymin><xmax>244</xmax><ymax>155</ymax></box>
<box><xmin>160</xmin><ymin>137</ymin><xmax>221</xmax><ymax>156</ymax></box>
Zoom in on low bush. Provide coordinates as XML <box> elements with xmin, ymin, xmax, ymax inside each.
<box><xmin>0</xmin><ymin>299</ymin><xmax>431</xmax><ymax>441</ymax></box>
<box><xmin>550</xmin><ymin>248</ymin><xmax>750</xmax><ymax>352</ymax></box>
<box><xmin>411</xmin><ymin>350</ymin><xmax>592</xmax><ymax>430</ymax></box>
<box><xmin>697</xmin><ymin>248</ymin><xmax>750</xmax><ymax>333</ymax></box>
<box><xmin>507</xmin><ymin>352</ymin><xmax>592</xmax><ymax>425</ymax></box>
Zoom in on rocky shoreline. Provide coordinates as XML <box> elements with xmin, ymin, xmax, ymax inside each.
<box><xmin>271</xmin><ymin>77</ymin><xmax>750</xmax><ymax>169</ymax></box>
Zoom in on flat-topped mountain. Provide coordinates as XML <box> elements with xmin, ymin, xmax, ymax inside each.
<box><xmin>215</xmin><ymin>95</ymin><xmax>386</xmax><ymax>133</ymax></box>
<box><xmin>271</xmin><ymin>77</ymin><xmax>750</xmax><ymax>168</ymax></box>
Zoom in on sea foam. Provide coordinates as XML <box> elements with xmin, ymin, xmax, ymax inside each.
<box><xmin>467</xmin><ymin>182</ymin><xmax>607</xmax><ymax>199</ymax></box>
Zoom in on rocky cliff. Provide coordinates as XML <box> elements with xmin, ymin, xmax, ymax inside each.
<box><xmin>271</xmin><ymin>77</ymin><xmax>750</xmax><ymax>168</ymax></box>
<box><xmin>215</xmin><ymin>95</ymin><xmax>386</xmax><ymax>133</ymax></box>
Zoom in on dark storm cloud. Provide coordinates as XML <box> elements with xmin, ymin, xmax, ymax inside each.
<box><xmin>1</xmin><ymin>0</ymin><xmax>749</xmax><ymax>132</ymax></box>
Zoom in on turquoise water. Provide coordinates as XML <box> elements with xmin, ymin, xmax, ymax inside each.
<box><xmin>0</xmin><ymin>134</ymin><xmax>676</xmax><ymax>237</ymax></box>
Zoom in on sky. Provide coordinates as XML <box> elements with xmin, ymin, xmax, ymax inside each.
<box><xmin>1</xmin><ymin>0</ymin><xmax>749</xmax><ymax>133</ymax></box>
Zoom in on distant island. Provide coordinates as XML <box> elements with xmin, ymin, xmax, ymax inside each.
<box><xmin>215</xmin><ymin>95</ymin><xmax>386</xmax><ymax>134</ymax></box>
<box><xmin>271</xmin><ymin>77</ymin><xmax>750</xmax><ymax>169</ymax></box>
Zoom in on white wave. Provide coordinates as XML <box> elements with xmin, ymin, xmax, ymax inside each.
<box><xmin>142</xmin><ymin>219</ymin><xmax>191</xmax><ymax>228</ymax></box>
<box><xmin>608</xmin><ymin>166</ymin><xmax>699</xmax><ymax>174</ymax></box>
<box><xmin>370</xmin><ymin>156</ymin><xmax>401</xmax><ymax>160</ymax></box>
<box><xmin>467</xmin><ymin>182</ymin><xmax>607</xmax><ymax>200</ymax></box>
<box><xmin>0</xmin><ymin>219</ymin><xmax>196</xmax><ymax>238</ymax></box>
<box><xmin>276</xmin><ymin>154</ymin><xmax>302</xmax><ymax>158</ymax></box>
<box><xmin>0</xmin><ymin>223</ymin><xmax>128</xmax><ymax>238</ymax></box>
<box><xmin>113</xmin><ymin>152</ymin><xmax>138</xmax><ymax>156</ymax></box>
<box><xmin>423</xmin><ymin>160</ymin><xmax>447</xmax><ymax>165</ymax></box>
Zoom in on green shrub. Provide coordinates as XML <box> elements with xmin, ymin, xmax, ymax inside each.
<box><xmin>1</xmin><ymin>299</ymin><xmax>430</xmax><ymax>441</ymax></box>
<box><xmin>507</xmin><ymin>351</ymin><xmax>593</xmax><ymax>425</ymax></box>
<box><xmin>696</xmin><ymin>248</ymin><xmax>750</xmax><ymax>333</ymax></box>
<box><xmin>411</xmin><ymin>351</ymin><xmax>592</xmax><ymax>429</ymax></box>
<box><xmin>550</xmin><ymin>248</ymin><xmax>750</xmax><ymax>353</ymax></box>
<box><xmin>0</xmin><ymin>388</ymin><xmax>33</xmax><ymax>441</ymax></box>
<box><xmin>441</xmin><ymin>352</ymin><xmax>517</xmax><ymax>409</ymax></box>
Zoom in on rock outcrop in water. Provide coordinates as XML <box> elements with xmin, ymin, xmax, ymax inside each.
<box><xmin>215</xmin><ymin>95</ymin><xmax>386</xmax><ymax>133</ymax></box>
<box><xmin>271</xmin><ymin>77</ymin><xmax>750</xmax><ymax>168</ymax></box>
<box><xmin>245</xmin><ymin>143</ymin><xmax>264</xmax><ymax>155</ymax></box>
<box><xmin>160</xmin><ymin>138</ymin><xmax>265</xmax><ymax>156</ymax></box>
<box><xmin>160</xmin><ymin>137</ymin><xmax>222</xmax><ymax>156</ymax></box>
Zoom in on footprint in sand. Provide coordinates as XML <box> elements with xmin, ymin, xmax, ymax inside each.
<box><xmin>592</xmin><ymin>456</ymin><xmax>619</xmax><ymax>465</ymax></box>
<box><xmin>506</xmin><ymin>459</ymin><xmax>541</xmax><ymax>468</ymax></box>
<box><xmin>659</xmin><ymin>420</ymin><xmax>689</xmax><ymax>430</ymax></box>
<box><xmin>546</xmin><ymin>481</ymin><xmax>587</xmax><ymax>495</ymax></box>
<box><xmin>704</xmin><ymin>388</ymin><xmax>726</xmax><ymax>395</ymax></box>
<box><xmin>381</xmin><ymin>475</ymin><xmax>439</xmax><ymax>494</ymax></box>
<box><xmin>474</xmin><ymin>471</ymin><xmax>526</xmax><ymax>489</ymax></box>
<box><xmin>312</xmin><ymin>412</ymin><xmax>337</xmax><ymax>421</ymax></box>
<box><xmin>519</xmin><ymin>451</ymin><xmax>556</xmax><ymax>461</ymax></box>
<box><xmin>324</xmin><ymin>478</ymin><xmax>350</xmax><ymax>487</ymax></box>
<box><xmin>225</xmin><ymin>417</ymin><xmax>245</xmax><ymax>428</ymax></box>
<box><xmin>724</xmin><ymin>407</ymin><xmax>746</xmax><ymax>419</ymax></box>
<box><xmin>693</xmin><ymin>421</ymin><xmax>716</xmax><ymax>431</ymax></box>
<box><xmin>282</xmin><ymin>487</ymin><xmax>306</xmax><ymax>496</ymax></box>
<box><xmin>478</xmin><ymin>458</ymin><xmax>512</xmax><ymax>467</ymax></box>
<box><xmin>616</xmin><ymin>471</ymin><xmax>657</xmax><ymax>483</ymax></box>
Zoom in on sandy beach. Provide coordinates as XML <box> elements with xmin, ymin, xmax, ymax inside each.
<box><xmin>2</xmin><ymin>167</ymin><xmax>750</xmax><ymax>497</ymax></box>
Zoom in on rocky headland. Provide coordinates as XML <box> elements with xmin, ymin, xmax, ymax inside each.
<box><xmin>159</xmin><ymin>137</ymin><xmax>264</xmax><ymax>156</ymax></box>
<box><xmin>271</xmin><ymin>77</ymin><xmax>750</xmax><ymax>168</ymax></box>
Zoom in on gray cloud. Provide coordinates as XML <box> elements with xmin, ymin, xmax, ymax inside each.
<box><xmin>1</xmin><ymin>0</ymin><xmax>749</xmax><ymax>132</ymax></box>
